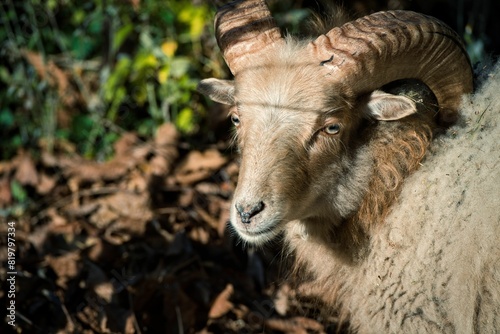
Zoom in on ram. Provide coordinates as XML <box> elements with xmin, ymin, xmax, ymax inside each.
<box><xmin>198</xmin><ymin>1</ymin><xmax>500</xmax><ymax>332</ymax></box>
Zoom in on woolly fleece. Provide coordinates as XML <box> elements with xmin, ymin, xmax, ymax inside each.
<box><xmin>345</xmin><ymin>61</ymin><xmax>500</xmax><ymax>333</ymax></box>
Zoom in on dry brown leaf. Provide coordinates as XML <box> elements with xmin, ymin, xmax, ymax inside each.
<box><xmin>105</xmin><ymin>217</ymin><xmax>149</xmax><ymax>243</ymax></box>
<box><xmin>149</xmin><ymin>155</ymin><xmax>169</xmax><ymax>176</ymax></box>
<box><xmin>0</xmin><ymin>176</ymin><xmax>12</xmax><ymax>207</ymax></box>
<box><xmin>36</xmin><ymin>172</ymin><xmax>57</xmax><ymax>195</ymax></box>
<box><xmin>174</xmin><ymin>149</ymin><xmax>227</xmax><ymax>185</ymax></box>
<box><xmin>113</xmin><ymin>132</ymin><xmax>139</xmax><ymax>157</ymax></box>
<box><xmin>123</xmin><ymin>312</ymin><xmax>136</xmax><ymax>334</ymax></box>
<box><xmin>64</xmin><ymin>202</ymin><xmax>100</xmax><ymax>218</ymax></box>
<box><xmin>233</xmin><ymin>304</ymin><xmax>250</xmax><ymax>320</ymax></box>
<box><xmin>151</xmin><ymin>143</ymin><xmax>179</xmax><ymax>176</ymax></box>
<box><xmin>76</xmin><ymin>305</ymin><xmax>102</xmax><ymax>333</ymax></box>
<box><xmin>14</xmin><ymin>151</ymin><xmax>39</xmax><ymax>186</ymax></box>
<box><xmin>40</xmin><ymin>151</ymin><xmax>60</xmax><ymax>167</ymax></box>
<box><xmin>125</xmin><ymin>170</ymin><xmax>148</xmax><ymax>192</ymax></box>
<box><xmin>188</xmin><ymin>226</ymin><xmax>211</xmax><ymax>244</ymax></box>
<box><xmin>195</xmin><ymin>182</ymin><xmax>220</xmax><ymax>195</ymax></box>
<box><xmin>0</xmin><ymin>160</ymin><xmax>14</xmax><ymax>174</ymax></box>
<box><xmin>175</xmin><ymin>169</ymin><xmax>213</xmax><ymax>185</ymax></box>
<box><xmin>46</xmin><ymin>207</ymin><xmax>68</xmax><ymax>227</ymax></box>
<box><xmin>105</xmin><ymin>191</ymin><xmax>152</xmax><ymax>221</ymax></box>
<box><xmin>131</xmin><ymin>144</ymin><xmax>152</xmax><ymax>161</ymax></box>
<box><xmin>89</xmin><ymin>204</ymin><xmax>120</xmax><ymax>229</ymax></box>
<box><xmin>208</xmin><ymin>284</ymin><xmax>234</xmax><ymax>319</ymax></box>
<box><xmin>265</xmin><ymin>316</ymin><xmax>325</xmax><ymax>334</ymax></box>
<box><xmin>183</xmin><ymin>149</ymin><xmax>227</xmax><ymax>171</ymax></box>
<box><xmin>155</xmin><ymin>122</ymin><xmax>179</xmax><ymax>147</ymax></box>
<box><xmin>64</xmin><ymin>157</ymin><xmax>132</xmax><ymax>183</ymax></box>
<box><xmin>94</xmin><ymin>282</ymin><xmax>114</xmax><ymax>303</ymax></box>
<box><xmin>89</xmin><ymin>191</ymin><xmax>152</xmax><ymax>239</ymax></box>
<box><xmin>27</xmin><ymin>224</ymin><xmax>50</xmax><ymax>254</ymax></box>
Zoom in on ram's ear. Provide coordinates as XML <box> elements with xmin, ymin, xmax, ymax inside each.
<box><xmin>197</xmin><ymin>78</ymin><xmax>235</xmax><ymax>105</ymax></box>
<box><xmin>362</xmin><ymin>90</ymin><xmax>417</xmax><ymax>121</ymax></box>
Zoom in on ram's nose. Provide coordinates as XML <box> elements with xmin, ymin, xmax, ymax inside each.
<box><xmin>235</xmin><ymin>201</ymin><xmax>265</xmax><ymax>224</ymax></box>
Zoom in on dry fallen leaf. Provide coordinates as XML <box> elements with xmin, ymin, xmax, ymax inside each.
<box><xmin>174</xmin><ymin>149</ymin><xmax>227</xmax><ymax>185</ymax></box>
<box><xmin>155</xmin><ymin>122</ymin><xmax>179</xmax><ymax>147</ymax></box>
<box><xmin>94</xmin><ymin>282</ymin><xmax>114</xmax><ymax>303</ymax></box>
<box><xmin>113</xmin><ymin>132</ymin><xmax>139</xmax><ymax>157</ymax></box>
<box><xmin>36</xmin><ymin>172</ymin><xmax>57</xmax><ymax>195</ymax></box>
<box><xmin>0</xmin><ymin>176</ymin><xmax>12</xmax><ymax>207</ymax></box>
<box><xmin>14</xmin><ymin>151</ymin><xmax>39</xmax><ymax>186</ymax></box>
<box><xmin>265</xmin><ymin>316</ymin><xmax>325</xmax><ymax>334</ymax></box>
<box><xmin>208</xmin><ymin>284</ymin><xmax>234</xmax><ymax>319</ymax></box>
<box><xmin>64</xmin><ymin>157</ymin><xmax>133</xmax><ymax>183</ymax></box>
<box><xmin>88</xmin><ymin>191</ymin><xmax>152</xmax><ymax>231</ymax></box>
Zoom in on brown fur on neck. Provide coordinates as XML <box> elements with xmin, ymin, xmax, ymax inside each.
<box><xmin>355</xmin><ymin>114</ymin><xmax>434</xmax><ymax>232</ymax></box>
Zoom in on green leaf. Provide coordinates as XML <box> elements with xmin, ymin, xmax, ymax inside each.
<box><xmin>70</xmin><ymin>114</ymin><xmax>95</xmax><ymax>145</ymax></box>
<box><xmin>169</xmin><ymin>57</ymin><xmax>190</xmax><ymax>78</ymax></box>
<box><xmin>0</xmin><ymin>108</ymin><xmax>14</xmax><ymax>127</ymax></box>
<box><xmin>103</xmin><ymin>56</ymin><xmax>131</xmax><ymax>102</ymax></box>
<box><xmin>88</xmin><ymin>11</ymin><xmax>104</xmax><ymax>34</ymax></box>
<box><xmin>137</xmin><ymin>119</ymin><xmax>155</xmax><ymax>137</ymax></box>
<box><xmin>175</xmin><ymin>107</ymin><xmax>195</xmax><ymax>133</ymax></box>
<box><xmin>71</xmin><ymin>33</ymin><xmax>97</xmax><ymax>59</ymax></box>
<box><xmin>113</xmin><ymin>23</ymin><xmax>133</xmax><ymax>53</ymax></box>
<box><xmin>178</xmin><ymin>5</ymin><xmax>209</xmax><ymax>40</ymax></box>
<box><xmin>72</xmin><ymin>9</ymin><xmax>86</xmax><ymax>25</ymax></box>
<box><xmin>11</xmin><ymin>180</ymin><xmax>27</xmax><ymax>203</ymax></box>
<box><xmin>0</xmin><ymin>67</ymin><xmax>11</xmax><ymax>82</ymax></box>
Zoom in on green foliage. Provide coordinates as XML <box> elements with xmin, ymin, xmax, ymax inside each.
<box><xmin>0</xmin><ymin>0</ymin><xmax>224</xmax><ymax>160</ymax></box>
<box><xmin>1</xmin><ymin>0</ymin><xmax>489</xmax><ymax>161</ymax></box>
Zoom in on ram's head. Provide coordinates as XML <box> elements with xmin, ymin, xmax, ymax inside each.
<box><xmin>198</xmin><ymin>0</ymin><xmax>473</xmax><ymax>245</ymax></box>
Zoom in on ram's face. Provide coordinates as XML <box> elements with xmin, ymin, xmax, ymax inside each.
<box><xmin>226</xmin><ymin>60</ymin><xmax>360</xmax><ymax>244</ymax></box>
<box><xmin>199</xmin><ymin>52</ymin><xmax>424</xmax><ymax>245</ymax></box>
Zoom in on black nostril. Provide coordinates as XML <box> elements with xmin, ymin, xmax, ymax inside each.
<box><xmin>236</xmin><ymin>201</ymin><xmax>265</xmax><ymax>224</ymax></box>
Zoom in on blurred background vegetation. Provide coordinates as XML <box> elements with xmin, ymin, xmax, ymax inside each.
<box><xmin>0</xmin><ymin>0</ymin><xmax>497</xmax><ymax>162</ymax></box>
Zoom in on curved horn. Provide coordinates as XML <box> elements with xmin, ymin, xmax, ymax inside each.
<box><xmin>308</xmin><ymin>10</ymin><xmax>473</xmax><ymax>124</ymax></box>
<box><xmin>215</xmin><ymin>0</ymin><xmax>283</xmax><ymax>75</ymax></box>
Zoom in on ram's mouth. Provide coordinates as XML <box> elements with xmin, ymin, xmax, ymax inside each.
<box><xmin>233</xmin><ymin>222</ymin><xmax>284</xmax><ymax>245</ymax></box>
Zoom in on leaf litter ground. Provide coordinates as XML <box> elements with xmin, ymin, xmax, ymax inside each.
<box><xmin>0</xmin><ymin>123</ymin><xmax>342</xmax><ymax>333</ymax></box>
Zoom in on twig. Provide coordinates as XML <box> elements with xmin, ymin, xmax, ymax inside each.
<box><xmin>128</xmin><ymin>292</ymin><xmax>142</xmax><ymax>334</ymax></box>
<box><xmin>175</xmin><ymin>306</ymin><xmax>184</xmax><ymax>334</ymax></box>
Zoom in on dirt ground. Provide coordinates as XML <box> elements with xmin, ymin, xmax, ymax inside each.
<box><xmin>0</xmin><ymin>123</ymin><xmax>342</xmax><ymax>333</ymax></box>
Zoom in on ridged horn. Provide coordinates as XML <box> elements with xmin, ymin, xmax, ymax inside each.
<box><xmin>308</xmin><ymin>10</ymin><xmax>473</xmax><ymax>124</ymax></box>
<box><xmin>215</xmin><ymin>0</ymin><xmax>283</xmax><ymax>75</ymax></box>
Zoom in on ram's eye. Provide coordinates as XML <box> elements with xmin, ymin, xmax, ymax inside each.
<box><xmin>230</xmin><ymin>114</ymin><xmax>241</xmax><ymax>126</ymax></box>
<box><xmin>323</xmin><ymin>123</ymin><xmax>341</xmax><ymax>135</ymax></box>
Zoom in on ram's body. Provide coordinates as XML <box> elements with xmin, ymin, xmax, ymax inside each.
<box><xmin>287</xmin><ymin>62</ymin><xmax>500</xmax><ymax>333</ymax></box>
<box><xmin>198</xmin><ymin>1</ymin><xmax>499</xmax><ymax>332</ymax></box>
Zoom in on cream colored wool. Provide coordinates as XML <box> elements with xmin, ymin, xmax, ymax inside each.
<box><xmin>290</xmin><ymin>61</ymin><xmax>500</xmax><ymax>333</ymax></box>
